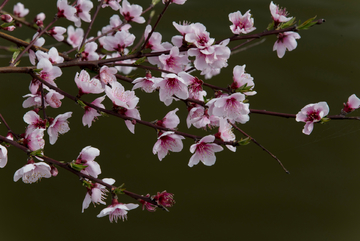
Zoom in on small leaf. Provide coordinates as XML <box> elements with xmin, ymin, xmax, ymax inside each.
<box><xmin>70</xmin><ymin>163</ymin><xmax>88</xmax><ymax>171</ymax></box>
<box><xmin>320</xmin><ymin>117</ymin><xmax>330</xmax><ymax>124</ymax></box>
<box><xmin>297</xmin><ymin>16</ymin><xmax>317</xmax><ymax>30</ymax></box>
<box><xmin>267</xmin><ymin>22</ymin><xmax>275</xmax><ymax>31</ymax></box>
<box><xmin>77</xmin><ymin>99</ymin><xmax>86</xmax><ymax>108</ymax></box>
<box><xmin>279</xmin><ymin>17</ymin><xmax>296</xmax><ymax>29</ymax></box>
<box><xmin>134</xmin><ymin>56</ymin><xmax>146</xmax><ymax>65</ymax></box>
<box><xmin>238</xmin><ymin>137</ymin><xmax>251</xmax><ymax>146</ymax></box>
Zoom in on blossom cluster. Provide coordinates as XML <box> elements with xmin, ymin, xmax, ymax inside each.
<box><xmin>0</xmin><ymin>0</ymin><xmax>353</xmax><ymax>224</ymax></box>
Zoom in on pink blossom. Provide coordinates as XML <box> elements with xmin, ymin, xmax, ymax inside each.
<box><xmin>207</xmin><ymin>93</ymin><xmax>250</xmax><ymax>124</ymax></box>
<box><xmin>35</xmin><ymin>47</ymin><xmax>64</xmax><ymax>64</ymax></box>
<box><xmin>74</xmin><ymin>0</ymin><xmax>93</xmax><ymax>27</ymax></box>
<box><xmin>83</xmin><ymin>96</ymin><xmax>106</xmax><ymax>127</ymax></box>
<box><xmin>29</xmin><ymin>33</ymin><xmax>45</xmax><ymax>65</ymax></box>
<box><xmin>13</xmin><ymin>3</ymin><xmax>29</xmax><ymax>18</ymax></box>
<box><xmin>23</xmin><ymin>110</ymin><xmax>46</xmax><ymax>132</ymax></box>
<box><xmin>34</xmin><ymin>13</ymin><xmax>45</xmax><ymax>27</ymax></box>
<box><xmin>273</xmin><ymin>31</ymin><xmax>301</xmax><ymax>58</ymax></box>
<box><xmin>25</xmin><ymin>128</ymin><xmax>45</xmax><ymax>151</ymax></box>
<box><xmin>0</xmin><ymin>145</ymin><xmax>8</xmax><ymax>168</ymax></box>
<box><xmin>100</xmin><ymin>0</ymin><xmax>121</xmax><ymax>11</ymax></box>
<box><xmin>186</xmin><ymin>106</ymin><xmax>211</xmax><ymax>129</ymax></box>
<box><xmin>22</xmin><ymin>93</ymin><xmax>43</xmax><ymax>108</ymax></box>
<box><xmin>82</xmin><ymin>178</ymin><xmax>115</xmax><ymax>213</ymax></box>
<box><xmin>270</xmin><ymin>1</ymin><xmax>293</xmax><ymax>24</ymax></box>
<box><xmin>14</xmin><ymin>162</ymin><xmax>51</xmax><ymax>183</ymax></box>
<box><xmin>57</xmin><ymin>0</ymin><xmax>78</xmax><ymax>22</ymax></box>
<box><xmin>102</xmin><ymin>31</ymin><xmax>135</xmax><ymax>53</ymax></box>
<box><xmin>188</xmin><ymin>135</ymin><xmax>224</xmax><ymax>167</ymax></box>
<box><xmin>77</xmin><ymin>146</ymin><xmax>101</xmax><ymax>178</ymax></box>
<box><xmin>47</xmin><ymin>112</ymin><xmax>72</xmax><ymax>144</ymax></box>
<box><xmin>75</xmin><ymin>70</ymin><xmax>104</xmax><ymax>95</ymax></box>
<box><xmin>216</xmin><ymin>118</ymin><xmax>236</xmax><ymax>152</ymax></box>
<box><xmin>153</xmin><ymin>131</ymin><xmax>185</xmax><ymax>161</ymax></box>
<box><xmin>97</xmin><ymin>201</ymin><xmax>139</xmax><ymax>222</ymax></box>
<box><xmin>143</xmin><ymin>25</ymin><xmax>165</xmax><ymax>51</ymax></box>
<box><xmin>179</xmin><ymin>72</ymin><xmax>206</xmax><ymax>101</ymax></box>
<box><xmin>121</xmin><ymin>108</ymin><xmax>141</xmax><ymax>134</ymax></box>
<box><xmin>49</xmin><ymin>27</ymin><xmax>67</xmax><ymax>41</ymax></box>
<box><xmin>120</xmin><ymin>0</ymin><xmax>145</xmax><ymax>24</ymax></box>
<box><xmin>105</xmin><ymin>81</ymin><xmax>139</xmax><ymax>109</ymax></box>
<box><xmin>108</xmin><ymin>51</ymin><xmax>136</xmax><ymax>75</ymax></box>
<box><xmin>231</xmin><ymin>65</ymin><xmax>256</xmax><ymax>95</ymax></box>
<box><xmin>81</xmin><ymin>42</ymin><xmax>99</xmax><ymax>61</ymax></box>
<box><xmin>1</xmin><ymin>14</ymin><xmax>13</xmax><ymax>23</ymax></box>
<box><xmin>185</xmin><ymin>23</ymin><xmax>214</xmax><ymax>49</ymax></box>
<box><xmin>157</xmin><ymin>108</ymin><xmax>180</xmax><ymax>129</ymax></box>
<box><xmin>153</xmin><ymin>191</ymin><xmax>175</xmax><ymax>208</ymax></box>
<box><xmin>101</xmin><ymin>15</ymin><xmax>131</xmax><ymax>35</ymax></box>
<box><xmin>342</xmin><ymin>94</ymin><xmax>360</xmax><ymax>113</ymax></box>
<box><xmin>99</xmin><ymin>66</ymin><xmax>117</xmax><ymax>87</ymax></box>
<box><xmin>132</xmin><ymin>72</ymin><xmax>162</xmax><ymax>93</ymax></box>
<box><xmin>295</xmin><ymin>101</ymin><xmax>329</xmax><ymax>135</ymax></box>
<box><xmin>3</xmin><ymin>26</ymin><xmax>15</xmax><ymax>31</ymax></box>
<box><xmin>37</xmin><ymin>58</ymin><xmax>62</xmax><ymax>86</ymax></box>
<box><xmin>154</xmin><ymin>73</ymin><xmax>190</xmax><ymax>106</ymax></box>
<box><xmin>45</xmin><ymin>89</ymin><xmax>64</xmax><ymax>108</ymax></box>
<box><xmin>229</xmin><ymin>10</ymin><xmax>256</xmax><ymax>35</ymax></box>
<box><xmin>156</xmin><ymin>46</ymin><xmax>189</xmax><ymax>73</ymax></box>
<box><xmin>67</xmin><ymin>25</ymin><xmax>84</xmax><ymax>48</ymax></box>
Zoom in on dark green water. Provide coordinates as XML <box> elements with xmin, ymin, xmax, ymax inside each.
<box><xmin>1</xmin><ymin>0</ymin><xmax>360</xmax><ymax>240</ymax></box>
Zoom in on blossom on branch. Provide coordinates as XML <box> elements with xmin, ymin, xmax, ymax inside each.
<box><xmin>14</xmin><ymin>162</ymin><xmax>52</xmax><ymax>184</ymax></box>
<box><xmin>120</xmin><ymin>0</ymin><xmax>145</xmax><ymax>24</ymax></box>
<box><xmin>57</xmin><ymin>0</ymin><xmax>78</xmax><ymax>22</ymax></box>
<box><xmin>83</xmin><ymin>96</ymin><xmax>106</xmax><ymax>127</ymax></box>
<box><xmin>76</xmin><ymin>146</ymin><xmax>101</xmax><ymax>178</ymax></box>
<box><xmin>67</xmin><ymin>25</ymin><xmax>84</xmax><ymax>48</ymax></box>
<box><xmin>82</xmin><ymin>178</ymin><xmax>115</xmax><ymax>213</ymax></box>
<box><xmin>231</xmin><ymin>65</ymin><xmax>256</xmax><ymax>95</ymax></box>
<box><xmin>132</xmin><ymin>72</ymin><xmax>162</xmax><ymax>93</ymax></box>
<box><xmin>228</xmin><ymin>10</ymin><xmax>256</xmax><ymax>35</ymax></box>
<box><xmin>0</xmin><ymin>145</ymin><xmax>8</xmax><ymax>168</ymax></box>
<box><xmin>105</xmin><ymin>81</ymin><xmax>139</xmax><ymax>109</ymax></box>
<box><xmin>342</xmin><ymin>94</ymin><xmax>360</xmax><ymax>113</ymax></box>
<box><xmin>153</xmin><ymin>131</ymin><xmax>185</xmax><ymax>161</ymax></box>
<box><xmin>270</xmin><ymin>1</ymin><xmax>293</xmax><ymax>24</ymax></box>
<box><xmin>188</xmin><ymin>135</ymin><xmax>223</xmax><ymax>167</ymax></box>
<box><xmin>74</xmin><ymin>0</ymin><xmax>94</xmax><ymax>27</ymax></box>
<box><xmin>13</xmin><ymin>3</ymin><xmax>29</xmax><ymax>18</ymax></box>
<box><xmin>37</xmin><ymin>58</ymin><xmax>62</xmax><ymax>86</ymax></box>
<box><xmin>154</xmin><ymin>73</ymin><xmax>190</xmax><ymax>106</ymax></box>
<box><xmin>75</xmin><ymin>70</ymin><xmax>104</xmax><ymax>96</ymax></box>
<box><xmin>97</xmin><ymin>201</ymin><xmax>139</xmax><ymax>222</ymax></box>
<box><xmin>49</xmin><ymin>27</ymin><xmax>67</xmax><ymax>42</ymax></box>
<box><xmin>47</xmin><ymin>112</ymin><xmax>72</xmax><ymax>144</ymax></box>
<box><xmin>296</xmin><ymin>101</ymin><xmax>329</xmax><ymax>135</ymax></box>
<box><xmin>273</xmin><ymin>31</ymin><xmax>301</xmax><ymax>58</ymax></box>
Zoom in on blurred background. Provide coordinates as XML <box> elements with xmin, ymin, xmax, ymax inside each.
<box><xmin>1</xmin><ymin>0</ymin><xmax>360</xmax><ymax>240</ymax></box>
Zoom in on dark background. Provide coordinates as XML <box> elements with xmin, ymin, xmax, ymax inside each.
<box><xmin>1</xmin><ymin>0</ymin><xmax>360</xmax><ymax>240</ymax></box>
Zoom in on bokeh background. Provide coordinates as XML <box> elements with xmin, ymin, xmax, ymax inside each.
<box><xmin>1</xmin><ymin>0</ymin><xmax>360</xmax><ymax>240</ymax></box>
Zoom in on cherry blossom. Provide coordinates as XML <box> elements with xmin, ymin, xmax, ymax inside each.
<box><xmin>22</xmin><ymin>93</ymin><xmax>43</xmax><ymax>108</ymax></box>
<box><xmin>76</xmin><ymin>146</ymin><xmax>101</xmax><ymax>178</ymax></box>
<box><xmin>67</xmin><ymin>25</ymin><xmax>84</xmax><ymax>48</ymax></box>
<box><xmin>49</xmin><ymin>27</ymin><xmax>67</xmax><ymax>41</ymax></box>
<box><xmin>34</xmin><ymin>12</ymin><xmax>45</xmax><ymax>27</ymax></box>
<box><xmin>186</xmin><ymin>106</ymin><xmax>211</xmax><ymax>129</ymax></box>
<box><xmin>143</xmin><ymin>25</ymin><xmax>166</xmax><ymax>51</ymax></box>
<box><xmin>82</xmin><ymin>178</ymin><xmax>115</xmax><ymax>213</ymax></box>
<box><xmin>25</xmin><ymin>128</ymin><xmax>45</xmax><ymax>151</ymax></box>
<box><xmin>29</xmin><ymin>33</ymin><xmax>45</xmax><ymax>65</ymax></box>
<box><xmin>132</xmin><ymin>72</ymin><xmax>162</xmax><ymax>93</ymax></box>
<box><xmin>23</xmin><ymin>110</ymin><xmax>46</xmax><ymax>133</ymax></box>
<box><xmin>216</xmin><ymin>118</ymin><xmax>236</xmax><ymax>152</ymax></box>
<box><xmin>99</xmin><ymin>66</ymin><xmax>117</xmax><ymax>87</ymax></box>
<box><xmin>102</xmin><ymin>31</ymin><xmax>135</xmax><ymax>53</ymax></box>
<box><xmin>35</xmin><ymin>47</ymin><xmax>64</xmax><ymax>64</ymax></box>
<box><xmin>45</xmin><ymin>89</ymin><xmax>64</xmax><ymax>108</ymax></box>
<box><xmin>37</xmin><ymin>58</ymin><xmax>62</xmax><ymax>86</ymax></box>
<box><xmin>13</xmin><ymin>3</ymin><xmax>29</xmax><ymax>18</ymax></box>
<box><xmin>121</xmin><ymin>108</ymin><xmax>141</xmax><ymax>134</ymax></box>
<box><xmin>0</xmin><ymin>145</ymin><xmax>8</xmax><ymax>168</ymax></box>
<box><xmin>75</xmin><ymin>70</ymin><xmax>104</xmax><ymax>96</ymax></box>
<box><xmin>231</xmin><ymin>65</ymin><xmax>256</xmax><ymax>95</ymax></box>
<box><xmin>270</xmin><ymin>1</ymin><xmax>293</xmax><ymax>24</ymax></box>
<box><xmin>97</xmin><ymin>200</ymin><xmax>139</xmax><ymax>222</ymax></box>
<box><xmin>157</xmin><ymin>108</ymin><xmax>180</xmax><ymax>129</ymax></box>
<box><xmin>153</xmin><ymin>131</ymin><xmax>185</xmax><ymax>161</ymax></box>
<box><xmin>108</xmin><ymin>51</ymin><xmax>136</xmax><ymax>75</ymax></box>
<box><xmin>14</xmin><ymin>162</ymin><xmax>52</xmax><ymax>184</ymax></box>
<box><xmin>229</xmin><ymin>10</ymin><xmax>256</xmax><ymax>35</ymax></box>
<box><xmin>57</xmin><ymin>0</ymin><xmax>78</xmax><ymax>22</ymax></box>
<box><xmin>155</xmin><ymin>46</ymin><xmax>189</xmax><ymax>73</ymax></box>
<box><xmin>74</xmin><ymin>0</ymin><xmax>93</xmax><ymax>27</ymax></box>
<box><xmin>207</xmin><ymin>93</ymin><xmax>250</xmax><ymax>124</ymax></box>
<box><xmin>295</xmin><ymin>101</ymin><xmax>329</xmax><ymax>135</ymax></box>
<box><xmin>101</xmin><ymin>15</ymin><xmax>131</xmax><ymax>35</ymax></box>
<box><xmin>342</xmin><ymin>94</ymin><xmax>360</xmax><ymax>113</ymax></box>
<box><xmin>81</xmin><ymin>42</ymin><xmax>99</xmax><ymax>61</ymax></box>
<box><xmin>47</xmin><ymin>112</ymin><xmax>72</xmax><ymax>144</ymax></box>
<box><xmin>1</xmin><ymin>14</ymin><xmax>13</xmax><ymax>23</ymax></box>
<box><xmin>178</xmin><ymin>72</ymin><xmax>206</xmax><ymax>101</ymax></box>
<box><xmin>100</xmin><ymin>0</ymin><xmax>121</xmax><ymax>11</ymax></box>
<box><xmin>120</xmin><ymin>0</ymin><xmax>145</xmax><ymax>24</ymax></box>
<box><xmin>154</xmin><ymin>73</ymin><xmax>190</xmax><ymax>106</ymax></box>
<box><xmin>105</xmin><ymin>81</ymin><xmax>139</xmax><ymax>109</ymax></box>
<box><xmin>83</xmin><ymin>96</ymin><xmax>106</xmax><ymax>127</ymax></box>
<box><xmin>188</xmin><ymin>135</ymin><xmax>224</xmax><ymax>167</ymax></box>
<box><xmin>153</xmin><ymin>191</ymin><xmax>175</xmax><ymax>208</ymax></box>
<box><xmin>273</xmin><ymin>31</ymin><xmax>301</xmax><ymax>58</ymax></box>
<box><xmin>185</xmin><ymin>23</ymin><xmax>214</xmax><ymax>49</ymax></box>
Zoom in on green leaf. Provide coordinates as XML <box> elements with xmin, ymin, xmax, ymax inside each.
<box><xmin>113</xmin><ymin>183</ymin><xmax>125</xmax><ymax>195</ymax></box>
<box><xmin>267</xmin><ymin>22</ymin><xmax>275</xmax><ymax>31</ymax></box>
<box><xmin>279</xmin><ymin>17</ymin><xmax>296</xmax><ymax>29</ymax></box>
<box><xmin>238</xmin><ymin>137</ymin><xmax>251</xmax><ymax>146</ymax></box>
<box><xmin>77</xmin><ymin>99</ymin><xmax>86</xmax><ymax>108</ymax></box>
<box><xmin>78</xmin><ymin>44</ymin><xmax>85</xmax><ymax>54</ymax></box>
<box><xmin>320</xmin><ymin>117</ymin><xmax>330</xmax><ymax>124</ymax></box>
<box><xmin>1</xmin><ymin>21</ymin><xmax>15</xmax><ymax>28</ymax></box>
<box><xmin>29</xmin><ymin>149</ymin><xmax>44</xmax><ymax>157</ymax></box>
<box><xmin>70</xmin><ymin>163</ymin><xmax>88</xmax><ymax>171</ymax></box>
<box><xmin>152</xmin><ymin>0</ymin><xmax>161</xmax><ymax>5</ymax></box>
<box><xmin>134</xmin><ymin>56</ymin><xmax>146</xmax><ymax>65</ymax></box>
<box><xmin>32</xmin><ymin>68</ymin><xmax>42</xmax><ymax>74</ymax></box>
<box><xmin>297</xmin><ymin>16</ymin><xmax>317</xmax><ymax>30</ymax></box>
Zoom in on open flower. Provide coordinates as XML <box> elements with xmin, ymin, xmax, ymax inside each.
<box><xmin>188</xmin><ymin>135</ymin><xmax>223</xmax><ymax>167</ymax></box>
<box><xmin>296</xmin><ymin>101</ymin><xmax>329</xmax><ymax>135</ymax></box>
<box><xmin>76</xmin><ymin>146</ymin><xmax>101</xmax><ymax>178</ymax></box>
<box><xmin>273</xmin><ymin>31</ymin><xmax>300</xmax><ymax>58</ymax></box>
<box><xmin>228</xmin><ymin>10</ymin><xmax>256</xmax><ymax>35</ymax></box>
<box><xmin>120</xmin><ymin>0</ymin><xmax>145</xmax><ymax>24</ymax></box>
<box><xmin>342</xmin><ymin>94</ymin><xmax>360</xmax><ymax>113</ymax></box>
<box><xmin>14</xmin><ymin>162</ymin><xmax>52</xmax><ymax>183</ymax></box>
<box><xmin>83</xmin><ymin>96</ymin><xmax>106</xmax><ymax>127</ymax></box>
<box><xmin>48</xmin><ymin>112</ymin><xmax>72</xmax><ymax>144</ymax></box>
<box><xmin>270</xmin><ymin>1</ymin><xmax>292</xmax><ymax>24</ymax></box>
<box><xmin>153</xmin><ymin>131</ymin><xmax>185</xmax><ymax>161</ymax></box>
<box><xmin>97</xmin><ymin>200</ymin><xmax>139</xmax><ymax>222</ymax></box>
<box><xmin>82</xmin><ymin>178</ymin><xmax>115</xmax><ymax>213</ymax></box>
